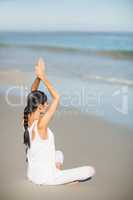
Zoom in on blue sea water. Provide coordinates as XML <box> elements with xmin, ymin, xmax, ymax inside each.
<box><xmin>0</xmin><ymin>31</ymin><xmax>133</xmax><ymax>128</ymax></box>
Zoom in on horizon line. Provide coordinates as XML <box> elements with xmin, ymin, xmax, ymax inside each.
<box><xmin>0</xmin><ymin>29</ymin><xmax>133</xmax><ymax>34</ymax></box>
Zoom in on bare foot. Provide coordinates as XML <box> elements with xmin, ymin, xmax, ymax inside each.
<box><xmin>56</xmin><ymin>162</ymin><xmax>62</xmax><ymax>170</ymax></box>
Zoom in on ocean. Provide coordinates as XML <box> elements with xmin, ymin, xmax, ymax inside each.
<box><xmin>0</xmin><ymin>31</ymin><xmax>133</xmax><ymax>128</ymax></box>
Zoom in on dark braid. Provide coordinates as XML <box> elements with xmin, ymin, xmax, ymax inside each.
<box><xmin>23</xmin><ymin>90</ymin><xmax>47</xmax><ymax>163</ymax></box>
<box><xmin>23</xmin><ymin>106</ymin><xmax>30</xmax><ymax>162</ymax></box>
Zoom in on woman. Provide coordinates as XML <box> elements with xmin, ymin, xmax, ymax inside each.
<box><xmin>23</xmin><ymin>58</ymin><xmax>95</xmax><ymax>186</ymax></box>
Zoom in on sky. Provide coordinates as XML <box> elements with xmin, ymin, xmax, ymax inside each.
<box><xmin>0</xmin><ymin>0</ymin><xmax>133</xmax><ymax>32</ymax></box>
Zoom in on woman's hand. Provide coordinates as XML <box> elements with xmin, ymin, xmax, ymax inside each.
<box><xmin>35</xmin><ymin>58</ymin><xmax>46</xmax><ymax>80</ymax></box>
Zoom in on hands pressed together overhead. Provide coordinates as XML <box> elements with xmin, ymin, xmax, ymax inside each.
<box><xmin>35</xmin><ymin>58</ymin><xmax>46</xmax><ymax>80</ymax></box>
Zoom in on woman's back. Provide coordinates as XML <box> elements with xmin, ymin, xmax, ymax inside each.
<box><xmin>26</xmin><ymin>120</ymin><xmax>95</xmax><ymax>186</ymax></box>
<box><xmin>26</xmin><ymin>120</ymin><xmax>62</xmax><ymax>184</ymax></box>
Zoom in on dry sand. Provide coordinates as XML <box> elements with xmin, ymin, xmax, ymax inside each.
<box><xmin>0</xmin><ymin>93</ymin><xmax>133</xmax><ymax>200</ymax></box>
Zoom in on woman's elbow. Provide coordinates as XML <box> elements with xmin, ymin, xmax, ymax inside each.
<box><xmin>52</xmin><ymin>93</ymin><xmax>60</xmax><ymax>101</ymax></box>
<box><xmin>56</xmin><ymin>95</ymin><xmax>60</xmax><ymax>102</ymax></box>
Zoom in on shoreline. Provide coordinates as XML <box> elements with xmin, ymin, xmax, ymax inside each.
<box><xmin>1</xmin><ymin>68</ymin><xmax>133</xmax><ymax>86</ymax></box>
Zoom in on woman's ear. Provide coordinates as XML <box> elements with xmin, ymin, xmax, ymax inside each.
<box><xmin>38</xmin><ymin>104</ymin><xmax>43</xmax><ymax>111</ymax></box>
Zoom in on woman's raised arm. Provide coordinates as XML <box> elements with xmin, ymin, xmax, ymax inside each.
<box><xmin>31</xmin><ymin>60</ymin><xmax>42</xmax><ymax>91</ymax></box>
<box><xmin>31</xmin><ymin>77</ymin><xmax>40</xmax><ymax>92</ymax></box>
<box><xmin>35</xmin><ymin>58</ymin><xmax>60</xmax><ymax>128</ymax></box>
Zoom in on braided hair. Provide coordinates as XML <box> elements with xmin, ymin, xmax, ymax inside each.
<box><xmin>23</xmin><ymin>90</ymin><xmax>47</xmax><ymax>162</ymax></box>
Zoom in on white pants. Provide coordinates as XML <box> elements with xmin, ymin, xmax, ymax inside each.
<box><xmin>50</xmin><ymin>150</ymin><xmax>96</xmax><ymax>185</ymax></box>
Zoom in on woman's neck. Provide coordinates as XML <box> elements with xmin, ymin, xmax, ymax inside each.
<box><xmin>28</xmin><ymin>112</ymin><xmax>39</xmax><ymax>126</ymax></box>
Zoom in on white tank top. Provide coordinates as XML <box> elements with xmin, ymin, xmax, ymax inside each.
<box><xmin>26</xmin><ymin>120</ymin><xmax>62</xmax><ymax>184</ymax></box>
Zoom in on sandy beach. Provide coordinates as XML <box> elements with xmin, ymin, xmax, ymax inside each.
<box><xmin>0</xmin><ymin>91</ymin><xmax>133</xmax><ymax>200</ymax></box>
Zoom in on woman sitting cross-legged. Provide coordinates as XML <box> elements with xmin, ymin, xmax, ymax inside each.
<box><xmin>23</xmin><ymin>58</ymin><xmax>96</xmax><ymax>186</ymax></box>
